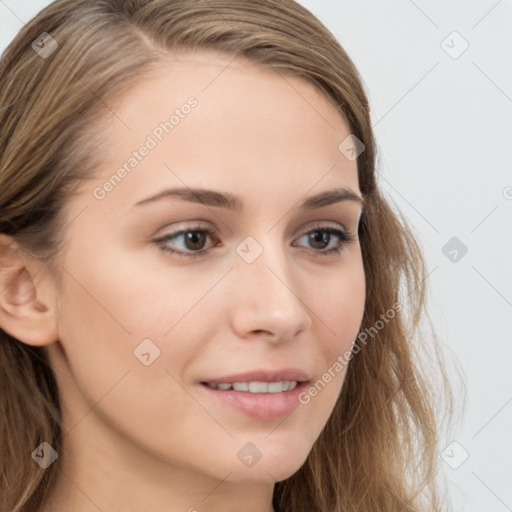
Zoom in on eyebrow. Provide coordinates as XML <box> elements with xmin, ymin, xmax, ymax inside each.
<box><xmin>133</xmin><ymin>187</ymin><xmax>365</xmax><ymax>212</ymax></box>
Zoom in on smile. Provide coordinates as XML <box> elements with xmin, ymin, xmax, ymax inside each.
<box><xmin>203</xmin><ymin>381</ymin><xmax>298</xmax><ymax>393</ymax></box>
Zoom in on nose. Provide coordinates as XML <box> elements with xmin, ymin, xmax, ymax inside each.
<box><xmin>229</xmin><ymin>237</ymin><xmax>312</xmax><ymax>344</ymax></box>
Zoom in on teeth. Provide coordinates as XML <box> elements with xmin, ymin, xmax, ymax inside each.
<box><xmin>205</xmin><ymin>381</ymin><xmax>298</xmax><ymax>393</ymax></box>
<box><xmin>249</xmin><ymin>381</ymin><xmax>267</xmax><ymax>393</ymax></box>
<box><xmin>268</xmin><ymin>381</ymin><xmax>285</xmax><ymax>393</ymax></box>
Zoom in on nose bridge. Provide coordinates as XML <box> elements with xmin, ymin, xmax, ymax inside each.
<box><xmin>230</xmin><ymin>232</ymin><xmax>311</xmax><ymax>340</ymax></box>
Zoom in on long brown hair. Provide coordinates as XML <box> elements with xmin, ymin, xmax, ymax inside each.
<box><xmin>0</xmin><ymin>1</ymin><xmax>458</xmax><ymax>510</ymax></box>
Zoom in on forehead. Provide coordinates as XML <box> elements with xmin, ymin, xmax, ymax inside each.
<box><xmin>80</xmin><ymin>51</ymin><xmax>360</xmax><ymax>214</ymax></box>
<box><xmin>102</xmin><ymin>51</ymin><xmax>352</xmax><ymax>150</ymax></box>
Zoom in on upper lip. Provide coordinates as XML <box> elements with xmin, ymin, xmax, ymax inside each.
<box><xmin>201</xmin><ymin>368</ymin><xmax>311</xmax><ymax>385</ymax></box>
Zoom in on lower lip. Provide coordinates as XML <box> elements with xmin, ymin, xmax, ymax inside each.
<box><xmin>199</xmin><ymin>382</ymin><xmax>308</xmax><ymax>420</ymax></box>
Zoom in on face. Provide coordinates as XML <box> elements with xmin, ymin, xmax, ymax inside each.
<box><xmin>46</xmin><ymin>51</ymin><xmax>366</xmax><ymax>486</ymax></box>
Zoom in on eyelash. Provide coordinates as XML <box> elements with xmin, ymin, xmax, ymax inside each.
<box><xmin>154</xmin><ymin>223</ymin><xmax>357</xmax><ymax>259</ymax></box>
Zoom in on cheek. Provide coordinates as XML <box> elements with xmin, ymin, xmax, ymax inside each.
<box><xmin>313</xmin><ymin>257</ymin><xmax>366</xmax><ymax>353</ymax></box>
<box><xmin>54</xmin><ymin>262</ymin><xmax>201</xmax><ymax>461</ymax></box>
<box><xmin>54</xmin><ymin>242</ymin><xmax>222</xmax><ymax>423</ymax></box>
<box><xmin>301</xmin><ymin>258</ymin><xmax>365</xmax><ymax>404</ymax></box>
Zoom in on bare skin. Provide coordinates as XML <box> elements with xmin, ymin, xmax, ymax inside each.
<box><xmin>0</xmin><ymin>51</ymin><xmax>365</xmax><ymax>512</ymax></box>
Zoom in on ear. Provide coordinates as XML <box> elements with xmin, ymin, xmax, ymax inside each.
<box><xmin>0</xmin><ymin>233</ymin><xmax>58</xmax><ymax>346</ymax></box>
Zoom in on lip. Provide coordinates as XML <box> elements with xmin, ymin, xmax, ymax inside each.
<box><xmin>198</xmin><ymin>368</ymin><xmax>311</xmax><ymax>421</ymax></box>
<box><xmin>200</xmin><ymin>368</ymin><xmax>310</xmax><ymax>385</ymax></box>
<box><xmin>199</xmin><ymin>380</ymin><xmax>309</xmax><ymax>420</ymax></box>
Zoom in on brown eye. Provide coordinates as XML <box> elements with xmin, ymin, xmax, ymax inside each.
<box><xmin>155</xmin><ymin>225</ymin><xmax>218</xmax><ymax>258</ymax></box>
<box><xmin>294</xmin><ymin>227</ymin><xmax>356</xmax><ymax>257</ymax></box>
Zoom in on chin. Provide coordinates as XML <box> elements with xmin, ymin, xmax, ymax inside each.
<box><xmin>225</xmin><ymin>460</ymin><xmax>305</xmax><ymax>485</ymax></box>
<box><xmin>221</xmin><ymin>437</ymin><xmax>313</xmax><ymax>484</ymax></box>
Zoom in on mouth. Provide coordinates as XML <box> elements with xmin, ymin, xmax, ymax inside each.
<box><xmin>201</xmin><ymin>380</ymin><xmax>299</xmax><ymax>393</ymax></box>
<box><xmin>198</xmin><ymin>371</ymin><xmax>310</xmax><ymax>420</ymax></box>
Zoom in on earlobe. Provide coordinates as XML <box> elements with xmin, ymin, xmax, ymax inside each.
<box><xmin>0</xmin><ymin>234</ymin><xmax>58</xmax><ymax>346</ymax></box>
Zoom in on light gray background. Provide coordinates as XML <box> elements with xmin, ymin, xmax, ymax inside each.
<box><xmin>1</xmin><ymin>1</ymin><xmax>511</xmax><ymax>511</ymax></box>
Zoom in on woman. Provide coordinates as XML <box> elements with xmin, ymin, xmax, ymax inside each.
<box><xmin>0</xmin><ymin>1</ymin><xmax>455</xmax><ymax>511</ymax></box>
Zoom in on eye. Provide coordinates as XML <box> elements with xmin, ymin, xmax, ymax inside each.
<box><xmin>292</xmin><ymin>224</ymin><xmax>357</xmax><ymax>257</ymax></box>
<box><xmin>154</xmin><ymin>223</ymin><xmax>357</xmax><ymax>259</ymax></box>
<box><xmin>154</xmin><ymin>224</ymin><xmax>218</xmax><ymax>258</ymax></box>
